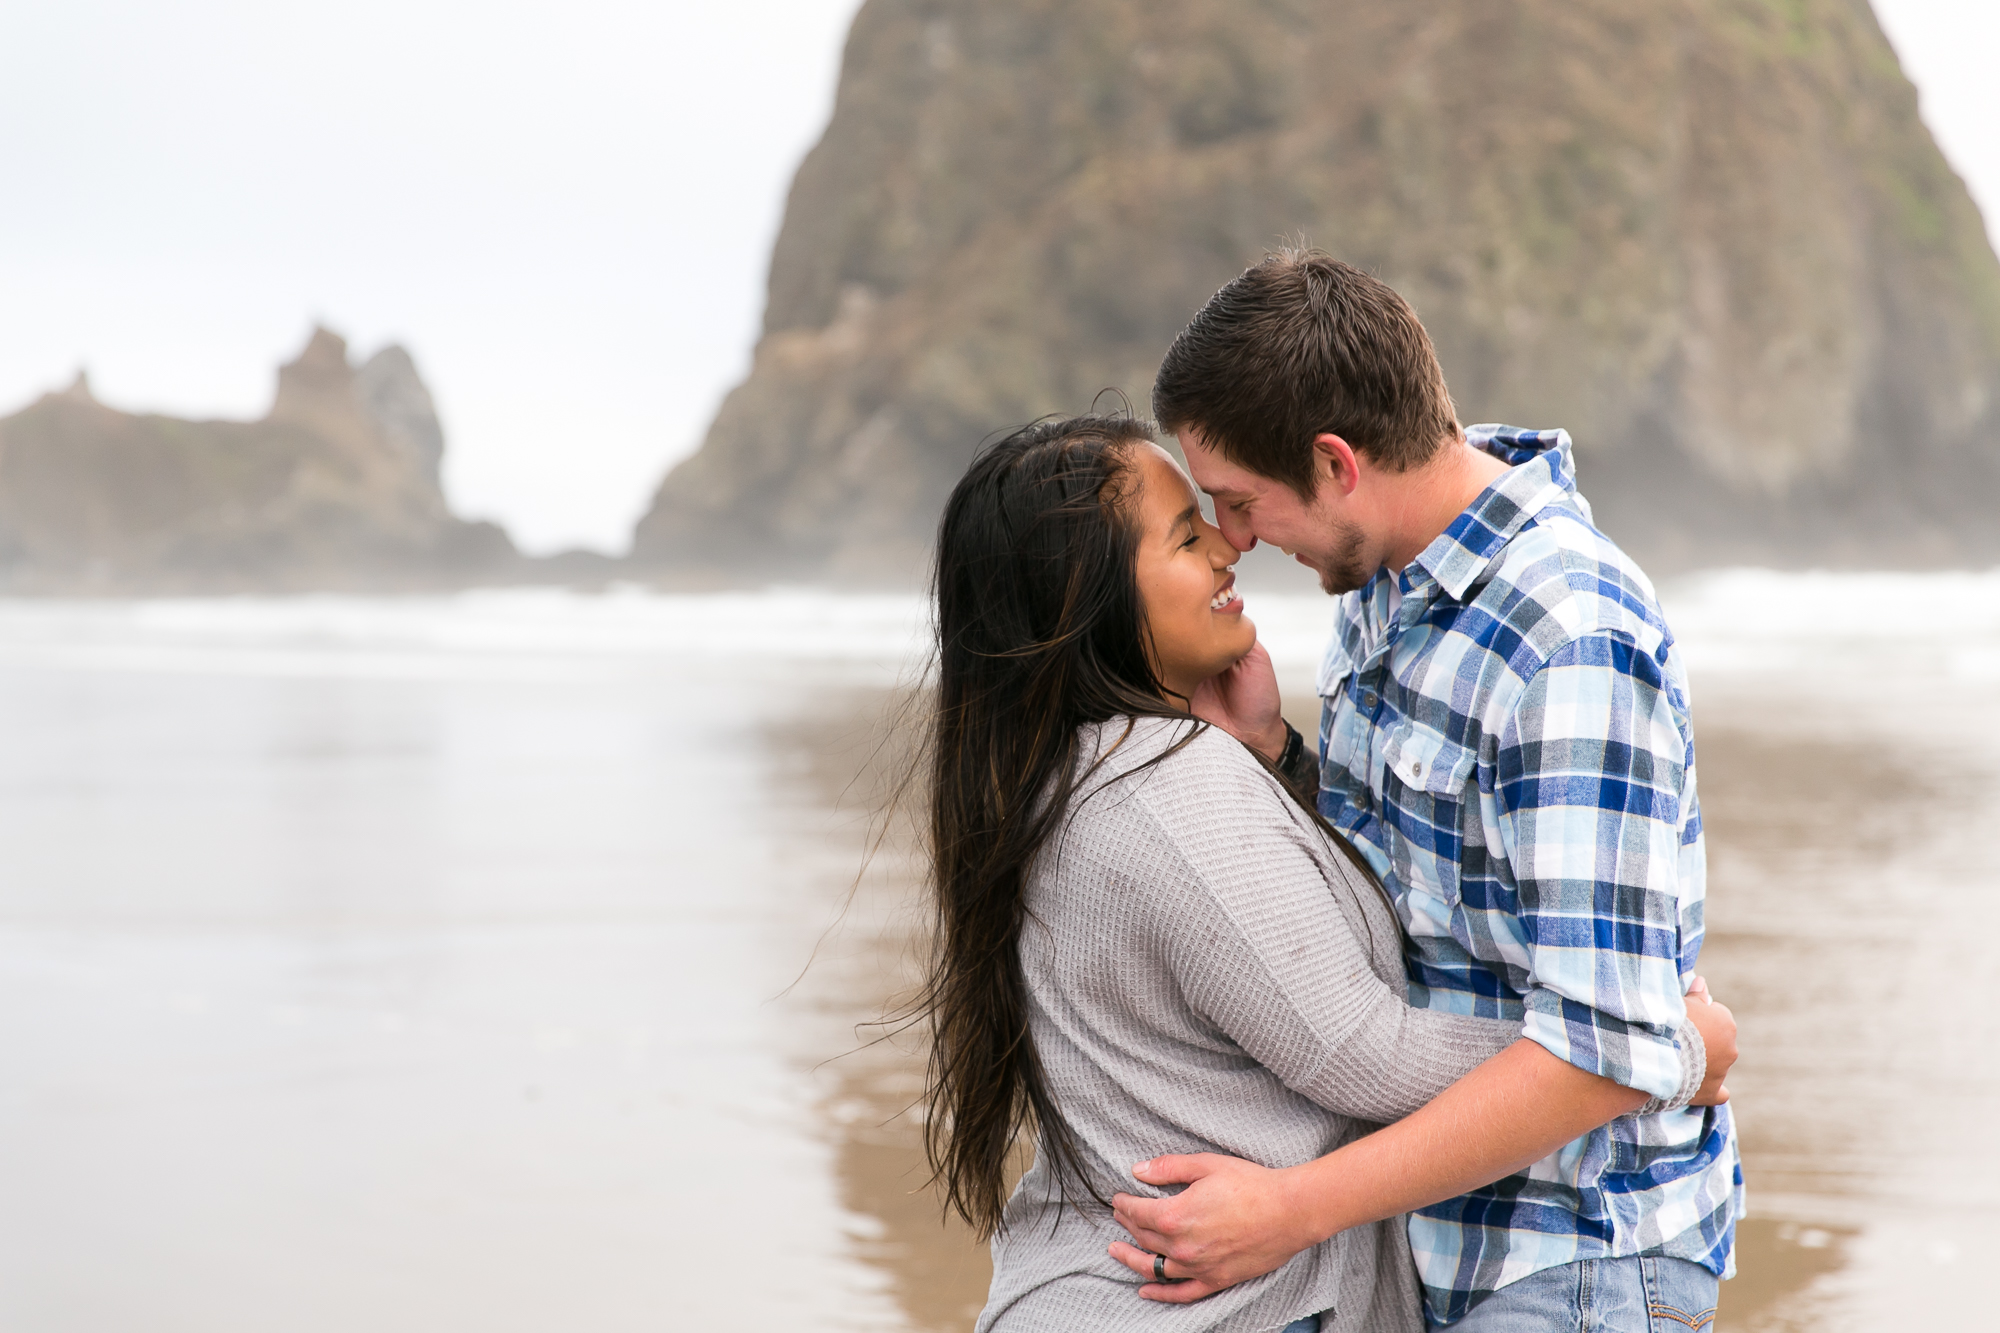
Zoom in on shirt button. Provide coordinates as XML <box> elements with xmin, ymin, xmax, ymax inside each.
<box><xmin>1410</xmin><ymin>759</ymin><xmax>1424</xmax><ymax>777</ymax></box>
<box><xmin>1361</xmin><ymin>689</ymin><xmax>1379</xmax><ymax>711</ymax></box>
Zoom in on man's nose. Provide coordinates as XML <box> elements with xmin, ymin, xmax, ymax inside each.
<box><xmin>1216</xmin><ymin>511</ymin><xmax>1257</xmax><ymax>554</ymax></box>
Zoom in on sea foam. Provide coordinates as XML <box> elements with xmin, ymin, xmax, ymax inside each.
<box><xmin>0</xmin><ymin>568</ymin><xmax>1994</xmax><ymax>686</ymax></box>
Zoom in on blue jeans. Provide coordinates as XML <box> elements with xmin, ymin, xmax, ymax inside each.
<box><xmin>1435</xmin><ymin>1257</ymin><xmax>1717</xmax><ymax>1332</ymax></box>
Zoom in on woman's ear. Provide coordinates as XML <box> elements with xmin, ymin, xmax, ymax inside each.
<box><xmin>1311</xmin><ymin>434</ymin><xmax>1361</xmax><ymax>497</ymax></box>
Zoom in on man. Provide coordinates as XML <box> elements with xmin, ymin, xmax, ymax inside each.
<box><xmin>1113</xmin><ymin>250</ymin><xmax>1740</xmax><ymax>1330</ymax></box>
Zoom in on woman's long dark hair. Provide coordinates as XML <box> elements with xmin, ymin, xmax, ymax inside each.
<box><xmin>914</xmin><ymin>411</ymin><xmax>1391</xmax><ymax>1238</ymax></box>
<box><xmin>918</xmin><ymin>413</ymin><xmax>1175</xmax><ymax>1237</ymax></box>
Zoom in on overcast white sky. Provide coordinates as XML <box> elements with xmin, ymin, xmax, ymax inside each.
<box><xmin>0</xmin><ymin>1</ymin><xmax>1993</xmax><ymax>554</ymax></box>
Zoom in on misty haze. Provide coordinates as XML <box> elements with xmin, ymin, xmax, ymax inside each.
<box><xmin>2</xmin><ymin>2</ymin><xmax>1997</xmax><ymax>1330</ymax></box>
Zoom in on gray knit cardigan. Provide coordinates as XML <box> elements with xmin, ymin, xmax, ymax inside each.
<box><xmin>976</xmin><ymin>717</ymin><xmax>1696</xmax><ymax>1333</ymax></box>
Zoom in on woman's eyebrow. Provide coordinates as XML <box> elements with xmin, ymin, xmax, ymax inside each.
<box><xmin>1172</xmin><ymin>503</ymin><xmax>1199</xmax><ymax>539</ymax></box>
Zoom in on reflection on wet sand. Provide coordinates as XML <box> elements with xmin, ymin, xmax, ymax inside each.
<box><xmin>764</xmin><ymin>693</ymin><xmax>993</xmax><ymax>1330</ymax></box>
<box><xmin>1695</xmin><ymin>682</ymin><xmax>2000</xmax><ymax>1330</ymax></box>
<box><xmin>773</xmin><ymin>679</ymin><xmax>2000</xmax><ymax>1332</ymax></box>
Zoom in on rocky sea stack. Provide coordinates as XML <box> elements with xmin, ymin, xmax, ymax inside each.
<box><xmin>0</xmin><ymin>329</ymin><xmax>518</xmax><ymax>592</ymax></box>
<box><xmin>633</xmin><ymin>0</ymin><xmax>2000</xmax><ymax>580</ymax></box>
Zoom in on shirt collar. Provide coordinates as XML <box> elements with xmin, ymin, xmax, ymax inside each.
<box><xmin>1405</xmin><ymin>425</ymin><xmax>1577</xmax><ymax>603</ymax></box>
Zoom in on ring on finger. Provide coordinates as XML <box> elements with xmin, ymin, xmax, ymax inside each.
<box><xmin>1154</xmin><ymin>1253</ymin><xmax>1169</xmax><ymax>1283</ymax></box>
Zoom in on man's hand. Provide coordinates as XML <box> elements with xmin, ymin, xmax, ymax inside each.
<box><xmin>1684</xmin><ymin>975</ymin><xmax>1737</xmax><ymax>1106</ymax></box>
<box><xmin>1104</xmin><ymin>1041</ymin><xmax>1652</xmax><ymax>1305</ymax></box>
<box><xmin>1189</xmin><ymin>639</ymin><xmax>1286</xmax><ymax>760</ymax></box>
<box><xmin>1106</xmin><ymin>1153</ymin><xmax>1316</xmax><ymax>1303</ymax></box>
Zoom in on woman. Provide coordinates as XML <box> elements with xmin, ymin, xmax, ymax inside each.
<box><xmin>918</xmin><ymin>414</ymin><xmax>1724</xmax><ymax>1332</ymax></box>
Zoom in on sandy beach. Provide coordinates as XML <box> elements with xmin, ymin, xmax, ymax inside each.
<box><xmin>0</xmin><ymin>576</ymin><xmax>1994</xmax><ymax>1330</ymax></box>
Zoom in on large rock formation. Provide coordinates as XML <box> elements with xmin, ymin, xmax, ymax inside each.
<box><xmin>633</xmin><ymin>0</ymin><xmax>2000</xmax><ymax>579</ymax></box>
<box><xmin>0</xmin><ymin>328</ymin><xmax>518</xmax><ymax>591</ymax></box>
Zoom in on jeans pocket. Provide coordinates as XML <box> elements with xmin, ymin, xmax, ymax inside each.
<box><xmin>1642</xmin><ymin>1257</ymin><xmax>1718</xmax><ymax>1331</ymax></box>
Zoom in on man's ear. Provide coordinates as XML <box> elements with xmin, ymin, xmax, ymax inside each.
<box><xmin>1312</xmin><ymin>434</ymin><xmax>1361</xmax><ymax>496</ymax></box>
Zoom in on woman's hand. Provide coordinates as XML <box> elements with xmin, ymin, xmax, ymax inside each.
<box><xmin>1684</xmin><ymin>974</ymin><xmax>1738</xmax><ymax>1106</ymax></box>
<box><xmin>1106</xmin><ymin>1153</ymin><xmax>1322</xmax><ymax>1303</ymax></box>
<box><xmin>1189</xmin><ymin>640</ymin><xmax>1287</xmax><ymax>760</ymax></box>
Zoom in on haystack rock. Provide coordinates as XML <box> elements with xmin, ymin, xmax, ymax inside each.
<box><xmin>633</xmin><ymin>0</ymin><xmax>2000</xmax><ymax>580</ymax></box>
<box><xmin>0</xmin><ymin>328</ymin><xmax>517</xmax><ymax>592</ymax></box>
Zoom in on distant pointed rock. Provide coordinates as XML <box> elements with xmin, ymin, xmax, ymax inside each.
<box><xmin>267</xmin><ymin>326</ymin><xmax>386</xmax><ymax>463</ymax></box>
<box><xmin>270</xmin><ymin>327</ymin><xmax>354</xmax><ymax>417</ymax></box>
<box><xmin>357</xmin><ymin>345</ymin><xmax>446</xmax><ymax>486</ymax></box>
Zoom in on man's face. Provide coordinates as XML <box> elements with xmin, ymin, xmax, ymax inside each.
<box><xmin>1177</xmin><ymin>430</ymin><xmax>1375</xmax><ymax>594</ymax></box>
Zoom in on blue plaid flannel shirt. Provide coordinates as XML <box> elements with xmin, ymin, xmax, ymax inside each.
<box><xmin>1314</xmin><ymin>426</ymin><xmax>1741</xmax><ymax>1325</ymax></box>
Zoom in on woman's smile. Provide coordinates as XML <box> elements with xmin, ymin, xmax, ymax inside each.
<box><xmin>1128</xmin><ymin>442</ymin><xmax>1259</xmax><ymax>700</ymax></box>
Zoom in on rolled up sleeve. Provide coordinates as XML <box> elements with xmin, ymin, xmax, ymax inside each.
<box><xmin>1493</xmin><ymin>632</ymin><xmax>1691</xmax><ymax>1099</ymax></box>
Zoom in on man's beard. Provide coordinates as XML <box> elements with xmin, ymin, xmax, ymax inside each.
<box><xmin>1316</xmin><ymin>519</ymin><xmax>1371</xmax><ymax>595</ymax></box>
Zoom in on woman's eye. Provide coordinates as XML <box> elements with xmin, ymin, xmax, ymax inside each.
<box><xmin>1179</xmin><ymin>531</ymin><xmax>1201</xmax><ymax>549</ymax></box>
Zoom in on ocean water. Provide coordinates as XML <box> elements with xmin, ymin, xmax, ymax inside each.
<box><xmin>0</xmin><ymin>572</ymin><xmax>1995</xmax><ymax>1331</ymax></box>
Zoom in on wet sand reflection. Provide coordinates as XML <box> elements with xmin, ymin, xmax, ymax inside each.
<box><xmin>776</xmin><ymin>678</ymin><xmax>2000</xmax><ymax>1331</ymax></box>
<box><xmin>765</xmin><ymin>693</ymin><xmax>992</xmax><ymax>1330</ymax></box>
<box><xmin>1696</xmin><ymin>683</ymin><xmax>2000</xmax><ymax>1329</ymax></box>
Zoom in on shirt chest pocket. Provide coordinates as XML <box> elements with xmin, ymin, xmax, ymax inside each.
<box><xmin>1378</xmin><ymin>721</ymin><xmax>1480</xmax><ymax>911</ymax></box>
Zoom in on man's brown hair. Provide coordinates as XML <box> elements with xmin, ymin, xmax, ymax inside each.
<box><xmin>1152</xmin><ymin>249</ymin><xmax>1460</xmax><ymax>493</ymax></box>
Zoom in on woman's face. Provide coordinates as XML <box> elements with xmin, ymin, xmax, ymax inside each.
<box><xmin>1127</xmin><ymin>441</ymin><xmax>1257</xmax><ymax>700</ymax></box>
